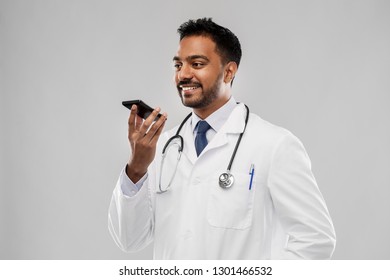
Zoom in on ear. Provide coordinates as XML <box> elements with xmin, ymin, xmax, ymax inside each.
<box><xmin>223</xmin><ymin>62</ymin><xmax>238</xmax><ymax>84</ymax></box>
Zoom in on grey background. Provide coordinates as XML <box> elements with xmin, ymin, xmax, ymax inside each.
<box><xmin>1</xmin><ymin>0</ymin><xmax>389</xmax><ymax>259</ymax></box>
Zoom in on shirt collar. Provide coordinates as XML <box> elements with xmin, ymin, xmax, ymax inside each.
<box><xmin>191</xmin><ymin>97</ymin><xmax>238</xmax><ymax>133</ymax></box>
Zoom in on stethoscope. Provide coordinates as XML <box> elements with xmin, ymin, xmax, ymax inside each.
<box><xmin>158</xmin><ymin>104</ymin><xmax>250</xmax><ymax>194</ymax></box>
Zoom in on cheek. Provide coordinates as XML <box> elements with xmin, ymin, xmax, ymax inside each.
<box><xmin>195</xmin><ymin>71</ymin><xmax>209</xmax><ymax>85</ymax></box>
<box><xmin>204</xmin><ymin>66</ymin><xmax>221</xmax><ymax>81</ymax></box>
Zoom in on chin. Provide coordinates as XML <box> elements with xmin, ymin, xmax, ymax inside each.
<box><xmin>179</xmin><ymin>94</ymin><xmax>198</xmax><ymax>107</ymax></box>
<box><xmin>181</xmin><ymin>99</ymin><xmax>198</xmax><ymax>108</ymax></box>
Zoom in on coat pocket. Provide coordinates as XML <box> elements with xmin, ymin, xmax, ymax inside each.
<box><xmin>207</xmin><ymin>172</ymin><xmax>256</xmax><ymax>229</ymax></box>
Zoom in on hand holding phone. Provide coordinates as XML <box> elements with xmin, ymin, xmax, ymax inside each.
<box><xmin>123</xmin><ymin>99</ymin><xmax>167</xmax><ymax>183</ymax></box>
<box><xmin>122</xmin><ymin>100</ymin><xmax>162</xmax><ymax>121</ymax></box>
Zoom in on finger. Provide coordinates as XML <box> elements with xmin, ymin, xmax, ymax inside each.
<box><xmin>128</xmin><ymin>105</ymin><xmax>138</xmax><ymax>133</ymax></box>
<box><xmin>139</xmin><ymin>107</ymin><xmax>161</xmax><ymax>135</ymax></box>
<box><xmin>149</xmin><ymin>113</ymin><xmax>167</xmax><ymax>145</ymax></box>
<box><xmin>144</xmin><ymin>112</ymin><xmax>167</xmax><ymax>141</ymax></box>
<box><xmin>135</xmin><ymin>115</ymin><xmax>143</xmax><ymax>131</ymax></box>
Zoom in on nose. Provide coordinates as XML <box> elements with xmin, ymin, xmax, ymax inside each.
<box><xmin>177</xmin><ymin>63</ymin><xmax>193</xmax><ymax>82</ymax></box>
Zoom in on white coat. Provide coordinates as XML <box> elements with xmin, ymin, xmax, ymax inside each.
<box><xmin>108</xmin><ymin>103</ymin><xmax>336</xmax><ymax>259</ymax></box>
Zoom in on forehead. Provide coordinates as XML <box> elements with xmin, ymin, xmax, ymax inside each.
<box><xmin>174</xmin><ymin>35</ymin><xmax>220</xmax><ymax>61</ymax></box>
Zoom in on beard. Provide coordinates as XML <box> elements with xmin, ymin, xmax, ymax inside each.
<box><xmin>177</xmin><ymin>72</ymin><xmax>223</xmax><ymax>109</ymax></box>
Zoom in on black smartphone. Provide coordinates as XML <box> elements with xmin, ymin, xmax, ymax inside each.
<box><xmin>122</xmin><ymin>100</ymin><xmax>162</xmax><ymax>120</ymax></box>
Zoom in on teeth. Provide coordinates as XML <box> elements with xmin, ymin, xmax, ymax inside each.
<box><xmin>181</xmin><ymin>86</ymin><xmax>198</xmax><ymax>91</ymax></box>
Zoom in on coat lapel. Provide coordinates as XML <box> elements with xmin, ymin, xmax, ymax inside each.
<box><xmin>181</xmin><ymin>118</ymin><xmax>197</xmax><ymax>164</ymax></box>
<box><xmin>180</xmin><ymin>103</ymin><xmax>247</xmax><ymax>163</ymax></box>
<box><xmin>199</xmin><ymin>104</ymin><xmax>247</xmax><ymax>156</ymax></box>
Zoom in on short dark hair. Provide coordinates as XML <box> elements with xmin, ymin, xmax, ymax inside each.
<box><xmin>177</xmin><ymin>18</ymin><xmax>242</xmax><ymax>67</ymax></box>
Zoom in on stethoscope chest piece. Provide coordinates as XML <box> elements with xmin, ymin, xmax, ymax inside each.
<box><xmin>219</xmin><ymin>172</ymin><xmax>234</xmax><ymax>189</ymax></box>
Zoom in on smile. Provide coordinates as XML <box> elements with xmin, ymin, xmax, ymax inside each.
<box><xmin>181</xmin><ymin>86</ymin><xmax>199</xmax><ymax>91</ymax></box>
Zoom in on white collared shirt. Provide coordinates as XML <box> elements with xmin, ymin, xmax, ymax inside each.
<box><xmin>191</xmin><ymin>97</ymin><xmax>238</xmax><ymax>143</ymax></box>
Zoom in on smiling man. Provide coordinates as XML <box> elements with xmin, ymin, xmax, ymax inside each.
<box><xmin>173</xmin><ymin>35</ymin><xmax>236</xmax><ymax>119</ymax></box>
<box><xmin>108</xmin><ymin>18</ymin><xmax>336</xmax><ymax>259</ymax></box>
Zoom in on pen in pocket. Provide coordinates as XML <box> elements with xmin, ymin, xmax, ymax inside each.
<box><xmin>249</xmin><ymin>164</ymin><xmax>255</xmax><ymax>190</ymax></box>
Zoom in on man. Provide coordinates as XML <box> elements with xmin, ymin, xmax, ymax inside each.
<box><xmin>109</xmin><ymin>18</ymin><xmax>336</xmax><ymax>259</ymax></box>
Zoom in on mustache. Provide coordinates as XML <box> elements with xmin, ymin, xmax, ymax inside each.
<box><xmin>177</xmin><ymin>80</ymin><xmax>202</xmax><ymax>87</ymax></box>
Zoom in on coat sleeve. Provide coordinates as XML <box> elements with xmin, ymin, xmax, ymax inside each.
<box><xmin>268</xmin><ymin>132</ymin><xmax>336</xmax><ymax>259</ymax></box>
<box><xmin>108</xmin><ymin>165</ymin><xmax>156</xmax><ymax>253</ymax></box>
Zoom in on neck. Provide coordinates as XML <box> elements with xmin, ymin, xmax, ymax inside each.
<box><xmin>193</xmin><ymin>95</ymin><xmax>231</xmax><ymax>119</ymax></box>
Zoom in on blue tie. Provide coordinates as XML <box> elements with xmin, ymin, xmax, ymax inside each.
<box><xmin>195</xmin><ymin>121</ymin><xmax>211</xmax><ymax>156</ymax></box>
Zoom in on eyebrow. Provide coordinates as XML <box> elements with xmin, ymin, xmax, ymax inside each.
<box><xmin>173</xmin><ymin>55</ymin><xmax>210</xmax><ymax>62</ymax></box>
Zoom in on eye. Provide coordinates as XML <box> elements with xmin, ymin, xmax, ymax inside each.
<box><xmin>173</xmin><ymin>63</ymin><xmax>182</xmax><ymax>71</ymax></box>
<box><xmin>192</xmin><ymin>62</ymin><xmax>204</xmax><ymax>68</ymax></box>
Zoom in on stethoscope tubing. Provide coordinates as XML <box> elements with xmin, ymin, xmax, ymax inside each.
<box><xmin>158</xmin><ymin>103</ymin><xmax>249</xmax><ymax>192</ymax></box>
<box><xmin>226</xmin><ymin>104</ymin><xmax>249</xmax><ymax>172</ymax></box>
